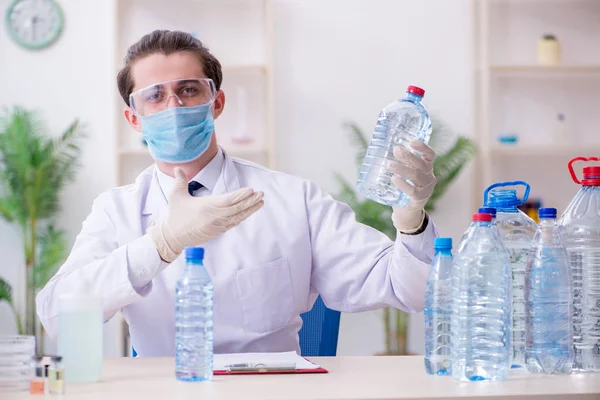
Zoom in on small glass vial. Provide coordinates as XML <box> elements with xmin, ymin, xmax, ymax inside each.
<box><xmin>29</xmin><ymin>356</ymin><xmax>46</xmax><ymax>395</ymax></box>
<box><xmin>48</xmin><ymin>356</ymin><xmax>65</xmax><ymax>395</ymax></box>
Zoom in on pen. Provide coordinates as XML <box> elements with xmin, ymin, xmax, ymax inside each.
<box><xmin>224</xmin><ymin>362</ymin><xmax>297</xmax><ymax>373</ymax></box>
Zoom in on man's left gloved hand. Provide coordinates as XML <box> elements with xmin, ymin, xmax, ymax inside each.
<box><xmin>387</xmin><ymin>139</ymin><xmax>437</xmax><ymax>234</ymax></box>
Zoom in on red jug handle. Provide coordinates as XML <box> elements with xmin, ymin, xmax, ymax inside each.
<box><xmin>568</xmin><ymin>157</ymin><xmax>600</xmax><ymax>184</ymax></box>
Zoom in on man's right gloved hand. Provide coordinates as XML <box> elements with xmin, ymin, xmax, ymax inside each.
<box><xmin>148</xmin><ymin>167</ymin><xmax>264</xmax><ymax>262</ymax></box>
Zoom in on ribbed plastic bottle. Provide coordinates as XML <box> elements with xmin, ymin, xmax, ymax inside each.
<box><xmin>357</xmin><ymin>86</ymin><xmax>432</xmax><ymax>207</ymax></box>
<box><xmin>483</xmin><ymin>181</ymin><xmax>537</xmax><ymax>368</ymax></box>
<box><xmin>558</xmin><ymin>157</ymin><xmax>600</xmax><ymax>372</ymax></box>
<box><xmin>525</xmin><ymin>207</ymin><xmax>573</xmax><ymax>374</ymax></box>
<box><xmin>424</xmin><ymin>237</ymin><xmax>453</xmax><ymax>375</ymax></box>
<box><xmin>175</xmin><ymin>247</ymin><xmax>214</xmax><ymax>382</ymax></box>
<box><xmin>451</xmin><ymin>213</ymin><xmax>512</xmax><ymax>382</ymax></box>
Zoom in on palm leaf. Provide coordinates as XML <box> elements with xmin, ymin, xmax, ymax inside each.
<box><xmin>342</xmin><ymin>122</ymin><xmax>368</xmax><ymax>170</ymax></box>
<box><xmin>0</xmin><ymin>107</ymin><xmax>85</xmax><ymax>222</ymax></box>
<box><xmin>0</xmin><ymin>276</ymin><xmax>12</xmax><ymax>305</ymax></box>
<box><xmin>425</xmin><ymin>137</ymin><xmax>477</xmax><ymax>212</ymax></box>
<box><xmin>33</xmin><ymin>226</ymin><xmax>67</xmax><ymax>289</ymax></box>
<box><xmin>0</xmin><ymin>276</ymin><xmax>23</xmax><ymax>334</ymax></box>
<box><xmin>0</xmin><ymin>196</ymin><xmax>18</xmax><ymax>222</ymax></box>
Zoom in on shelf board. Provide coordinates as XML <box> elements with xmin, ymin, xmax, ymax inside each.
<box><xmin>487</xmin><ymin>65</ymin><xmax>600</xmax><ymax>76</ymax></box>
<box><xmin>490</xmin><ymin>145</ymin><xmax>599</xmax><ymax>157</ymax></box>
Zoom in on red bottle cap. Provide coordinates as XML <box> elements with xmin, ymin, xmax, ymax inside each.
<box><xmin>472</xmin><ymin>213</ymin><xmax>493</xmax><ymax>222</ymax></box>
<box><xmin>407</xmin><ymin>86</ymin><xmax>425</xmax><ymax>97</ymax></box>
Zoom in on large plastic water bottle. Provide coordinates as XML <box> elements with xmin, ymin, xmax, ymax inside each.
<box><xmin>451</xmin><ymin>212</ymin><xmax>512</xmax><ymax>382</ymax></box>
<box><xmin>558</xmin><ymin>157</ymin><xmax>600</xmax><ymax>372</ymax></box>
<box><xmin>525</xmin><ymin>207</ymin><xmax>574</xmax><ymax>374</ymax></box>
<box><xmin>484</xmin><ymin>181</ymin><xmax>537</xmax><ymax>368</ymax></box>
<box><xmin>458</xmin><ymin>207</ymin><xmax>498</xmax><ymax>246</ymax></box>
<box><xmin>175</xmin><ymin>247</ymin><xmax>214</xmax><ymax>382</ymax></box>
<box><xmin>357</xmin><ymin>86</ymin><xmax>432</xmax><ymax>207</ymax></box>
<box><xmin>424</xmin><ymin>237</ymin><xmax>453</xmax><ymax>375</ymax></box>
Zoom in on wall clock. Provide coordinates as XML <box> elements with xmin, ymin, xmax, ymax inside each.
<box><xmin>5</xmin><ymin>0</ymin><xmax>64</xmax><ymax>50</ymax></box>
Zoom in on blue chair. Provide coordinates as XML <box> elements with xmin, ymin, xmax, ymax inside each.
<box><xmin>132</xmin><ymin>296</ymin><xmax>341</xmax><ymax>358</ymax></box>
<box><xmin>298</xmin><ymin>295</ymin><xmax>341</xmax><ymax>357</ymax></box>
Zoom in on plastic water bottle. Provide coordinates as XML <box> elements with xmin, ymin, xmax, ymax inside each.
<box><xmin>483</xmin><ymin>181</ymin><xmax>537</xmax><ymax>368</ymax></box>
<box><xmin>525</xmin><ymin>207</ymin><xmax>574</xmax><ymax>374</ymax></box>
<box><xmin>458</xmin><ymin>207</ymin><xmax>498</xmax><ymax>246</ymax></box>
<box><xmin>558</xmin><ymin>157</ymin><xmax>600</xmax><ymax>372</ymax></box>
<box><xmin>424</xmin><ymin>237</ymin><xmax>453</xmax><ymax>375</ymax></box>
<box><xmin>451</xmin><ymin>212</ymin><xmax>512</xmax><ymax>382</ymax></box>
<box><xmin>57</xmin><ymin>281</ymin><xmax>103</xmax><ymax>383</ymax></box>
<box><xmin>175</xmin><ymin>247</ymin><xmax>214</xmax><ymax>382</ymax></box>
<box><xmin>478</xmin><ymin>206</ymin><xmax>497</xmax><ymax>223</ymax></box>
<box><xmin>357</xmin><ymin>86</ymin><xmax>432</xmax><ymax>207</ymax></box>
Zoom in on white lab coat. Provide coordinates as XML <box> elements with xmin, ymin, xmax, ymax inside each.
<box><xmin>37</xmin><ymin>149</ymin><xmax>437</xmax><ymax>356</ymax></box>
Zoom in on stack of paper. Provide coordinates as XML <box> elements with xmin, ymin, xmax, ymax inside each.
<box><xmin>213</xmin><ymin>351</ymin><xmax>320</xmax><ymax>371</ymax></box>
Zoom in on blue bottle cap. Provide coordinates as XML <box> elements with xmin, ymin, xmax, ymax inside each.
<box><xmin>538</xmin><ymin>207</ymin><xmax>557</xmax><ymax>219</ymax></box>
<box><xmin>185</xmin><ymin>246</ymin><xmax>205</xmax><ymax>260</ymax></box>
<box><xmin>434</xmin><ymin>237</ymin><xmax>452</xmax><ymax>249</ymax></box>
<box><xmin>478</xmin><ymin>207</ymin><xmax>497</xmax><ymax>217</ymax></box>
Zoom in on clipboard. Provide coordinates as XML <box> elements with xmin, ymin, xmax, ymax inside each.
<box><xmin>213</xmin><ymin>351</ymin><xmax>329</xmax><ymax>375</ymax></box>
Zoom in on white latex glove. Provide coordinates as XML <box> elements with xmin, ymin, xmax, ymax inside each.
<box><xmin>148</xmin><ymin>167</ymin><xmax>264</xmax><ymax>262</ymax></box>
<box><xmin>388</xmin><ymin>139</ymin><xmax>437</xmax><ymax>233</ymax></box>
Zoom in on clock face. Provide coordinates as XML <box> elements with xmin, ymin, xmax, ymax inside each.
<box><xmin>6</xmin><ymin>0</ymin><xmax>63</xmax><ymax>50</ymax></box>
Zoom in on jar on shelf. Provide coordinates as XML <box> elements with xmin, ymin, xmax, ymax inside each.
<box><xmin>537</xmin><ymin>34</ymin><xmax>561</xmax><ymax>66</ymax></box>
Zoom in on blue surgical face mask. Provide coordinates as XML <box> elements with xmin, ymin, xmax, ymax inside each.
<box><xmin>141</xmin><ymin>104</ymin><xmax>215</xmax><ymax>163</ymax></box>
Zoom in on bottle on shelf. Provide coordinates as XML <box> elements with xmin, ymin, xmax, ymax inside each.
<box><xmin>537</xmin><ymin>34</ymin><xmax>561</xmax><ymax>66</ymax></box>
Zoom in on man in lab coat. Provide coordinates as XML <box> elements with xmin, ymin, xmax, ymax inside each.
<box><xmin>37</xmin><ymin>30</ymin><xmax>438</xmax><ymax>356</ymax></box>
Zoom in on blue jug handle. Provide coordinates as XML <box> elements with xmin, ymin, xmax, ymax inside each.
<box><xmin>483</xmin><ymin>181</ymin><xmax>530</xmax><ymax>206</ymax></box>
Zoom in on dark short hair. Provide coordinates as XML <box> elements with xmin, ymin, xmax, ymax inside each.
<box><xmin>116</xmin><ymin>30</ymin><xmax>222</xmax><ymax>106</ymax></box>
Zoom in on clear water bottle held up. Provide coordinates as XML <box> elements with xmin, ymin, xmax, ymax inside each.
<box><xmin>175</xmin><ymin>247</ymin><xmax>214</xmax><ymax>382</ymax></box>
<box><xmin>357</xmin><ymin>86</ymin><xmax>432</xmax><ymax>207</ymax></box>
<box><xmin>525</xmin><ymin>207</ymin><xmax>574</xmax><ymax>374</ymax></box>
<box><xmin>558</xmin><ymin>157</ymin><xmax>600</xmax><ymax>372</ymax></box>
<box><xmin>484</xmin><ymin>181</ymin><xmax>537</xmax><ymax>369</ymax></box>
<box><xmin>451</xmin><ymin>213</ymin><xmax>512</xmax><ymax>382</ymax></box>
<box><xmin>424</xmin><ymin>237</ymin><xmax>453</xmax><ymax>376</ymax></box>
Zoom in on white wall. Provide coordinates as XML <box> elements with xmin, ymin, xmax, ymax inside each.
<box><xmin>0</xmin><ymin>0</ymin><xmax>123</xmax><ymax>355</ymax></box>
<box><xmin>272</xmin><ymin>0</ymin><xmax>474</xmax><ymax>355</ymax></box>
<box><xmin>0</xmin><ymin>0</ymin><xmax>474</xmax><ymax>356</ymax></box>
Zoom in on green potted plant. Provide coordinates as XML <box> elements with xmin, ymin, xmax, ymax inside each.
<box><xmin>0</xmin><ymin>106</ymin><xmax>84</xmax><ymax>352</ymax></box>
<box><xmin>335</xmin><ymin>116</ymin><xmax>476</xmax><ymax>355</ymax></box>
<box><xmin>0</xmin><ymin>276</ymin><xmax>23</xmax><ymax>334</ymax></box>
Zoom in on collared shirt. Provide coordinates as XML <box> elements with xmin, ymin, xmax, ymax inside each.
<box><xmin>156</xmin><ymin>147</ymin><xmax>225</xmax><ymax>198</ymax></box>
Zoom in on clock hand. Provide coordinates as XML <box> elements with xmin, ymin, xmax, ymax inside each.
<box><xmin>31</xmin><ymin>16</ymin><xmax>38</xmax><ymax>42</ymax></box>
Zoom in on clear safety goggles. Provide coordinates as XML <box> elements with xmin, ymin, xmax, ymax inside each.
<box><xmin>129</xmin><ymin>78</ymin><xmax>217</xmax><ymax>116</ymax></box>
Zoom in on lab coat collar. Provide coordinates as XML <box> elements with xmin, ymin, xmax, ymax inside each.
<box><xmin>156</xmin><ymin>147</ymin><xmax>225</xmax><ymax>198</ymax></box>
<box><xmin>141</xmin><ymin>146</ymin><xmax>240</xmax><ymax>217</ymax></box>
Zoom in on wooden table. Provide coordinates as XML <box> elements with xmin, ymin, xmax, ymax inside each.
<box><xmin>5</xmin><ymin>356</ymin><xmax>600</xmax><ymax>399</ymax></box>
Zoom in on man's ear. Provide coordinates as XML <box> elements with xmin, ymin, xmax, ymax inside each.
<box><xmin>212</xmin><ymin>90</ymin><xmax>226</xmax><ymax>119</ymax></box>
<box><xmin>124</xmin><ymin>107</ymin><xmax>142</xmax><ymax>132</ymax></box>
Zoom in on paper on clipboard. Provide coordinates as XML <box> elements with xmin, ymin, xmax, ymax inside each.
<box><xmin>214</xmin><ymin>351</ymin><xmax>321</xmax><ymax>371</ymax></box>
